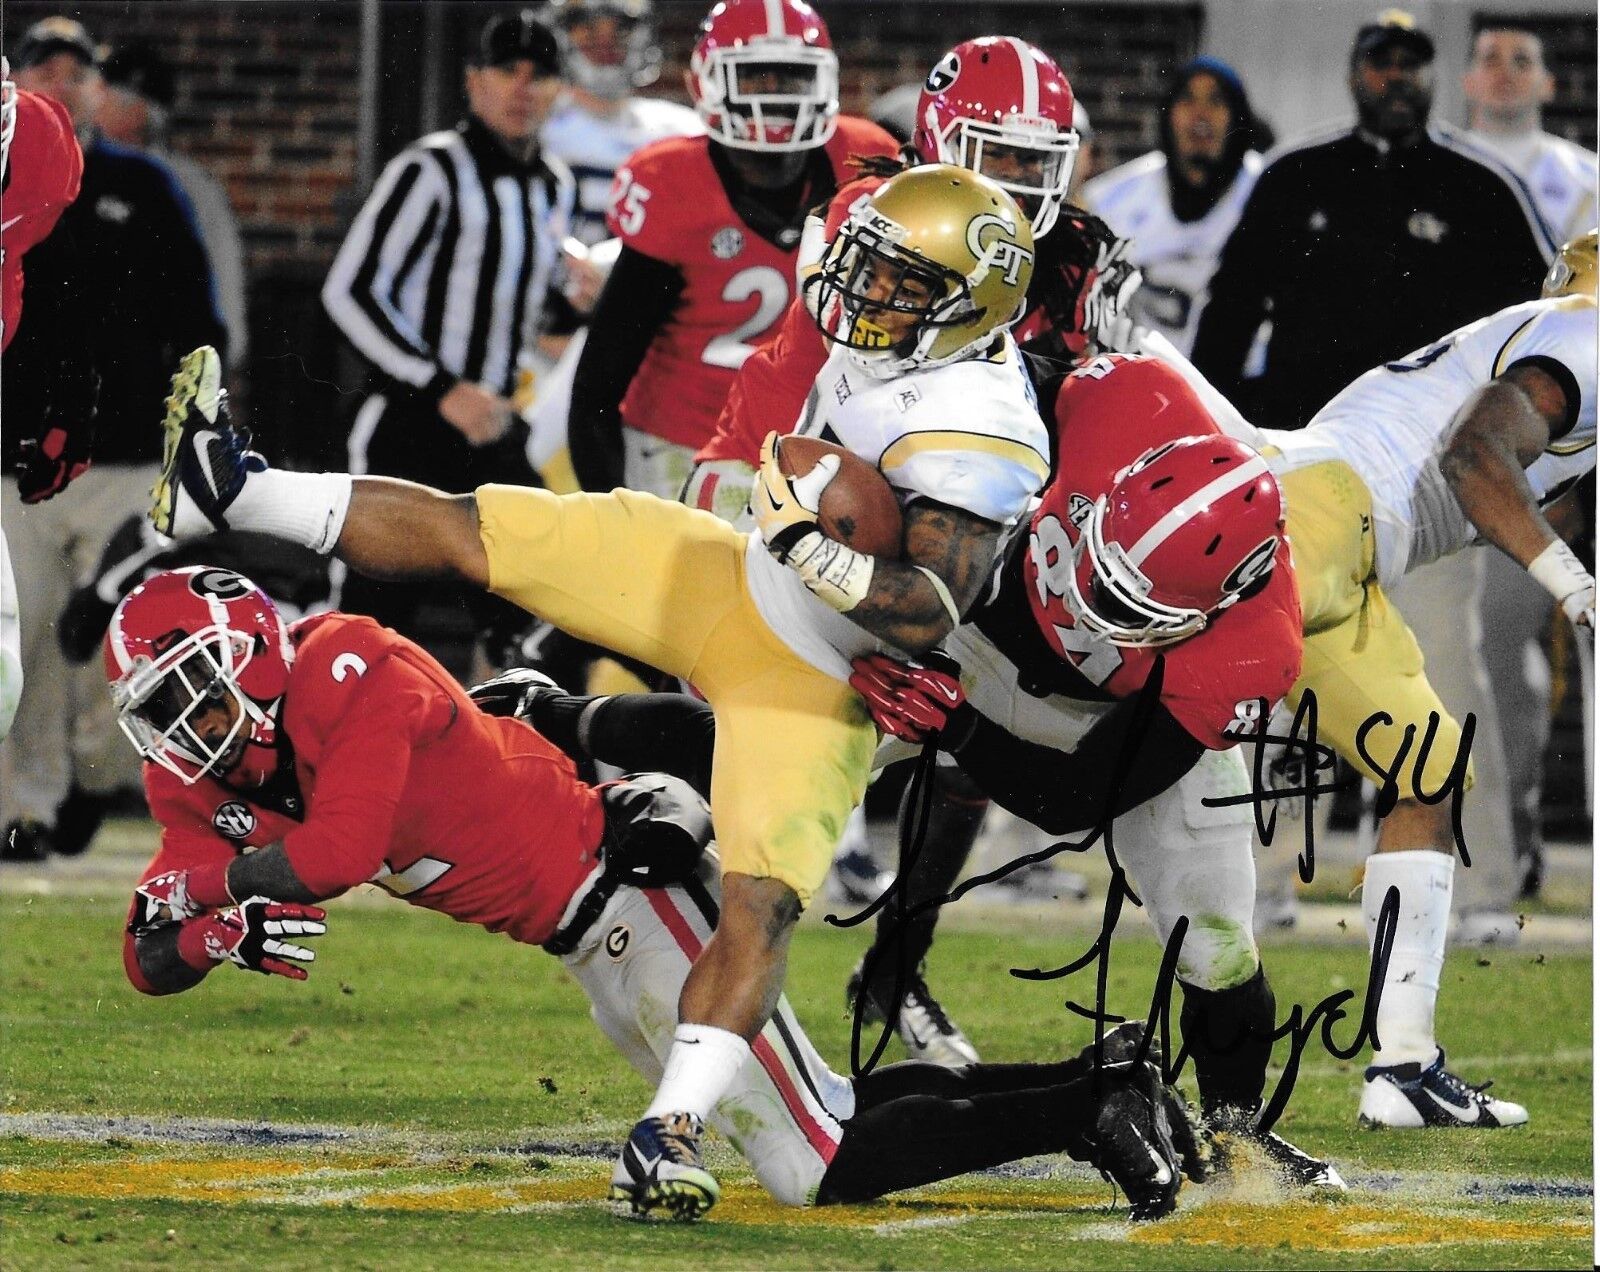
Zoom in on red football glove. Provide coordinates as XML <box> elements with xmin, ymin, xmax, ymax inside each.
<box><xmin>849</xmin><ymin>651</ymin><xmax>966</xmax><ymax>744</ymax></box>
<box><xmin>16</xmin><ymin>424</ymin><xmax>94</xmax><ymax>503</ymax></box>
<box><xmin>177</xmin><ymin>897</ymin><xmax>328</xmax><ymax>981</ymax></box>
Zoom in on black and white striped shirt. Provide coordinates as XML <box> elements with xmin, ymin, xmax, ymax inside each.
<box><xmin>323</xmin><ymin>115</ymin><xmax>576</xmax><ymax>400</ymax></box>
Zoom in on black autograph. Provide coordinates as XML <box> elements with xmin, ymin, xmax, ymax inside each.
<box><xmin>827</xmin><ymin>657</ymin><xmax>1467</xmax><ymax>1132</ymax></box>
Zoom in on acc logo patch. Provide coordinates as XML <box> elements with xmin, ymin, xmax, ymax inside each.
<box><xmin>925</xmin><ymin>50</ymin><xmax>960</xmax><ymax>93</ymax></box>
<box><xmin>1407</xmin><ymin>211</ymin><xmax>1449</xmax><ymax>244</ymax></box>
<box><xmin>710</xmin><ymin>226</ymin><xmax>745</xmax><ymax>260</ymax></box>
<box><xmin>212</xmin><ymin>800</ymin><xmax>257</xmax><ymax>840</ymax></box>
<box><xmin>605</xmin><ymin>923</ymin><xmax>631</xmax><ymax>960</ymax></box>
<box><xmin>188</xmin><ymin>569</ymin><xmax>253</xmax><ymax>602</ymax></box>
<box><xmin>895</xmin><ymin>385</ymin><xmax>921</xmax><ymax>412</ymax></box>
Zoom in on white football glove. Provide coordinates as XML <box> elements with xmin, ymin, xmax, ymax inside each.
<box><xmin>1081</xmin><ymin>237</ymin><xmax>1145</xmax><ymax>353</ymax></box>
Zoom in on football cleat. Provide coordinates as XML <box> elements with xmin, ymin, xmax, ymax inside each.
<box><xmin>826</xmin><ymin>846</ymin><xmax>896</xmax><ymax>907</ymax></box>
<box><xmin>1087</xmin><ymin>1022</ymin><xmax>1212</xmax><ymax>1182</ymax></box>
<box><xmin>465</xmin><ymin>666</ymin><xmax>567</xmax><ymax>723</ymax></box>
<box><xmin>1209</xmin><ymin>1106</ymin><xmax>1345</xmax><ymax>1190</ymax></box>
<box><xmin>1079</xmin><ymin>1055</ymin><xmax>1183</xmax><ymax>1221</ymax></box>
<box><xmin>1359</xmin><ymin>1048</ymin><xmax>1529</xmax><ymax>1129</ymax></box>
<box><xmin>1</xmin><ymin>819</ymin><xmax>53</xmax><ymax>863</ymax></box>
<box><xmin>151</xmin><ymin>346</ymin><xmax>263</xmax><ymax>539</ymax></box>
<box><xmin>847</xmin><ymin>960</ymin><xmax>980</xmax><ymax>1067</ymax></box>
<box><xmin>609</xmin><ymin>1113</ymin><xmax>720</xmax><ymax>1221</ymax></box>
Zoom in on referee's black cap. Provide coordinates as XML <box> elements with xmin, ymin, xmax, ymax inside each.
<box><xmin>474</xmin><ymin>9</ymin><xmax>562</xmax><ymax>75</ymax></box>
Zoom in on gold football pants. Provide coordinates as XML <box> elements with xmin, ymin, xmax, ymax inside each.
<box><xmin>476</xmin><ymin>485</ymin><xmax>877</xmax><ymax>906</ymax></box>
<box><xmin>1276</xmin><ymin>458</ymin><xmax>1475</xmax><ymax>793</ymax></box>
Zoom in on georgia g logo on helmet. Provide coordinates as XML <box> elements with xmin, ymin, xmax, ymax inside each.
<box><xmin>966</xmin><ymin>211</ymin><xmax>1034</xmax><ymax>288</ymax></box>
<box><xmin>924</xmin><ymin>50</ymin><xmax>960</xmax><ymax>93</ymax></box>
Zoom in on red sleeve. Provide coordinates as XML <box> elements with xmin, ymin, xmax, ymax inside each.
<box><xmin>699</xmin><ymin>293</ymin><xmax>829</xmax><ymax>463</ymax></box>
<box><xmin>605</xmin><ymin>138</ymin><xmax>701</xmax><ymax>264</ymax></box>
<box><xmin>279</xmin><ymin>648</ymin><xmax>454</xmax><ymax>898</ymax></box>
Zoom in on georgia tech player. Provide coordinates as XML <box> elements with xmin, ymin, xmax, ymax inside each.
<box><xmin>110</xmin><ymin>567</ymin><xmax>1188</xmax><ymax>1222</ymax></box>
<box><xmin>689</xmin><ymin>34</ymin><xmax>1108</xmax><ymax>524</ymax></box>
<box><xmin>1238</xmin><ymin>230</ymin><xmax>1596</xmax><ymax>1130</ymax></box>
<box><xmin>146</xmin><ymin>165</ymin><xmax>1047</xmax><ymax>1220</ymax></box>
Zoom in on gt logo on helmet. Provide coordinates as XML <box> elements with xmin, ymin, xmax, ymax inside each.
<box><xmin>966</xmin><ymin>211</ymin><xmax>1033</xmax><ymax>287</ymax></box>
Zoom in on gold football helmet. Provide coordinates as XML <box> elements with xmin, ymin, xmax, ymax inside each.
<box><xmin>1542</xmin><ymin>229</ymin><xmax>1597</xmax><ymax>300</ymax></box>
<box><xmin>813</xmin><ymin>164</ymin><xmax>1035</xmax><ymax>376</ymax></box>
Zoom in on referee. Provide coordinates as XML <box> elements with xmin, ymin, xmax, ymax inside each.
<box><xmin>322</xmin><ymin>10</ymin><xmax>576</xmax><ymax>644</ymax></box>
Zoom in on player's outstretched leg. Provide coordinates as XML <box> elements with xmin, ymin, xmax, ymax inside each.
<box><xmin>152</xmin><ymin>345</ymin><xmax>264</xmax><ymax>538</ymax></box>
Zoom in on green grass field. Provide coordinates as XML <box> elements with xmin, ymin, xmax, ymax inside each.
<box><xmin>1</xmin><ymin>858</ymin><xmax>1592</xmax><ymax>1270</ymax></box>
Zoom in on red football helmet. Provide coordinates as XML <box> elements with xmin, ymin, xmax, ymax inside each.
<box><xmin>1030</xmin><ymin>434</ymin><xmax>1285</xmax><ymax>648</ymax></box>
<box><xmin>913</xmin><ymin>36</ymin><xmax>1080</xmax><ymax>237</ymax></box>
<box><xmin>688</xmin><ymin>0</ymin><xmax>838</xmax><ymax>152</ymax></box>
<box><xmin>104</xmin><ymin>567</ymin><xmax>295</xmax><ymax>785</ymax></box>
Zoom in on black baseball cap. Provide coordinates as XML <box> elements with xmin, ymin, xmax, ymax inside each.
<box><xmin>101</xmin><ymin>42</ymin><xmax>176</xmax><ymax>107</ymax></box>
<box><xmin>12</xmin><ymin>16</ymin><xmax>99</xmax><ymax>70</ymax></box>
<box><xmin>1352</xmin><ymin>9</ymin><xmax>1436</xmax><ymax>62</ymax></box>
<box><xmin>473</xmin><ymin>9</ymin><xmax>562</xmax><ymax>75</ymax></box>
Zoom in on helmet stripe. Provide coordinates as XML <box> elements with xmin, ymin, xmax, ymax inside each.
<box><xmin>764</xmin><ymin>0</ymin><xmax>785</xmax><ymax>37</ymax></box>
<box><xmin>1125</xmin><ymin>453</ymin><xmax>1271</xmax><ymax>567</ymax></box>
<box><xmin>1004</xmin><ymin>36</ymin><xmax>1039</xmax><ymax>116</ymax></box>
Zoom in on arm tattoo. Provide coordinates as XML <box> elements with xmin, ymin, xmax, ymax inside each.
<box><xmin>227</xmin><ymin>844</ymin><xmax>322</xmax><ymax>904</ymax></box>
<box><xmin>847</xmin><ymin>500</ymin><xmax>1002</xmax><ymax>652</ymax></box>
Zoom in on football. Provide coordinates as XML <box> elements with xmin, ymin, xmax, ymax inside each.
<box><xmin>777</xmin><ymin>435</ymin><xmax>904</xmax><ymax>558</ymax></box>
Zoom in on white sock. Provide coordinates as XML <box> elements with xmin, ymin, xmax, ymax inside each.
<box><xmin>643</xmin><ymin>1024</ymin><xmax>751</xmax><ymax>1122</ymax></box>
<box><xmin>1362</xmin><ymin>849</ymin><xmax>1454</xmax><ymax>1066</ymax></box>
<box><xmin>227</xmin><ymin>470</ymin><xmax>353</xmax><ymax>554</ymax></box>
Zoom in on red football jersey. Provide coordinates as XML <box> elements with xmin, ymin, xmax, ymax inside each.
<box><xmin>697</xmin><ymin>170</ymin><xmax>885</xmax><ymax>465</ymax></box>
<box><xmin>1015</xmin><ymin>356</ymin><xmax>1302</xmax><ymax>749</ymax></box>
<box><xmin>128</xmin><ymin>613</ymin><xmax>605</xmax><ymax>951</ymax></box>
<box><xmin>2</xmin><ymin>88</ymin><xmax>83</xmax><ymax>350</ymax></box>
<box><xmin>609</xmin><ymin>116</ymin><xmax>898</xmax><ymax>451</ymax></box>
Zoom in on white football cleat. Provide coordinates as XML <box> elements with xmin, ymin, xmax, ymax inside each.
<box><xmin>1359</xmin><ymin>1048</ymin><xmax>1529</xmax><ymax>1128</ymax></box>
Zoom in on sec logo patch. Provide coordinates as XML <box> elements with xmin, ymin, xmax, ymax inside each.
<box><xmin>212</xmin><ymin>800</ymin><xmax>257</xmax><ymax>840</ymax></box>
<box><xmin>710</xmin><ymin>226</ymin><xmax>745</xmax><ymax>260</ymax></box>
<box><xmin>605</xmin><ymin>923</ymin><xmax>631</xmax><ymax>960</ymax></box>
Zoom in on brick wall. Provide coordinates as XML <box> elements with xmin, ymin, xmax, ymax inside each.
<box><xmin>9</xmin><ymin>1</ymin><xmax>363</xmax><ymax>280</ymax></box>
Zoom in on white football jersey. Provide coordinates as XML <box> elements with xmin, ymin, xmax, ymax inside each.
<box><xmin>1081</xmin><ymin>150</ymin><xmax>1262</xmax><ymax>355</ymax></box>
<box><xmin>541</xmin><ymin>95</ymin><xmax>703</xmax><ymax>246</ymax></box>
<box><xmin>745</xmin><ymin>336</ymin><xmax>1051</xmax><ymax>681</ymax></box>
<box><xmin>1265</xmin><ymin>296</ymin><xmax>1598</xmax><ymax>587</ymax></box>
<box><xmin>1468</xmin><ymin>128</ymin><xmax>1598</xmax><ymax>243</ymax></box>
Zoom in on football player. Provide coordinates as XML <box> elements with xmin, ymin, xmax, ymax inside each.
<box><xmin>112</xmin><ymin>566</ymin><xmax>1190</xmax><ymax>1220</ymax></box>
<box><xmin>499</xmin><ymin>356</ymin><xmax>1340</xmax><ymax>1189</ymax></box>
<box><xmin>147</xmin><ymin>163</ymin><xmax>1052</xmax><ymax>1221</ymax></box>
<box><xmin>1</xmin><ymin>55</ymin><xmax>90</xmax><ymax>740</ymax></box>
<box><xmin>689</xmin><ymin>34</ymin><xmax>1108</xmax><ymax>524</ymax></box>
<box><xmin>1224</xmin><ymin>229</ymin><xmax>1596</xmax><ymax>1130</ymax></box>
<box><xmin>520</xmin><ymin>0</ymin><xmax>703</xmax><ymax>491</ymax></box>
<box><xmin>566</xmin><ymin>0</ymin><xmax>898</xmax><ymax>499</ymax></box>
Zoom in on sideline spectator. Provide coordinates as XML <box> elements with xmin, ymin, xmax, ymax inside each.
<box><xmin>1083</xmin><ymin>56</ymin><xmax>1268</xmax><ymax>355</ymax></box>
<box><xmin>320</xmin><ymin>10</ymin><xmax>575</xmax><ymax>653</ymax></box>
<box><xmin>1190</xmin><ymin>9</ymin><xmax>1553</xmax><ymax>430</ymax></box>
<box><xmin>0</xmin><ymin>16</ymin><xmax>226</xmax><ymax>862</ymax></box>
<box><xmin>97</xmin><ymin>40</ymin><xmax>249</xmax><ymax>366</ymax></box>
